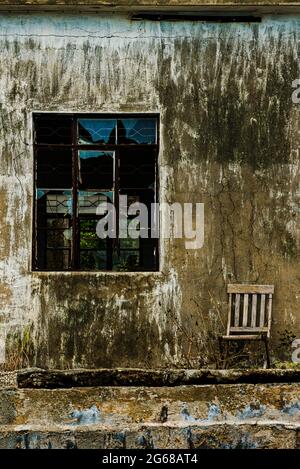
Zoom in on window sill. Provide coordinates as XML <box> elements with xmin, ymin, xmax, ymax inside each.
<box><xmin>31</xmin><ymin>270</ymin><xmax>162</xmax><ymax>276</ymax></box>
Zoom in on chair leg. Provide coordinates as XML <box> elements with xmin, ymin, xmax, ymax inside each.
<box><xmin>220</xmin><ymin>341</ymin><xmax>229</xmax><ymax>369</ymax></box>
<box><xmin>263</xmin><ymin>338</ymin><xmax>270</xmax><ymax>369</ymax></box>
<box><xmin>218</xmin><ymin>337</ymin><xmax>223</xmax><ymax>369</ymax></box>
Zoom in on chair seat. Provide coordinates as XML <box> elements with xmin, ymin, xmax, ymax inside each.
<box><xmin>221</xmin><ymin>334</ymin><xmax>263</xmax><ymax>340</ymax></box>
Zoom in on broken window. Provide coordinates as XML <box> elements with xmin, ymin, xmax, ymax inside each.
<box><xmin>33</xmin><ymin>114</ymin><xmax>159</xmax><ymax>271</ymax></box>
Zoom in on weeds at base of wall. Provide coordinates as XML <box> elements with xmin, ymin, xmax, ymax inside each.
<box><xmin>0</xmin><ymin>320</ymin><xmax>297</xmax><ymax>371</ymax></box>
<box><xmin>180</xmin><ymin>293</ymin><xmax>267</xmax><ymax>369</ymax></box>
<box><xmin>178</xmin><ymin>296</ymin><xmax>300</xmax><ymax>369</ymax></box>
<box><xmin>273</xmin><ymin>361</ymin><xmax>300</xmax><ymax>369</ymax></box>
<box><xmin>276</xmin><ymin>329</ymin><xmax>296</xmax><ymax>360</ymax></box>
<box><xmin>0</xmin><ymin>324</ymin><xmax>35</xmax><ymax>372</ymax></box>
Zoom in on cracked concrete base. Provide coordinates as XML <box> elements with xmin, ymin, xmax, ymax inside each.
<box><xmin>0</xmin><ymin>371</ymin><xmax>17</xmax><ymax>388</ymax></box>
<box><xmin>0</xmin><ymin>422</ymin><xmax>299</xmax><ymax>449</ymax></box>
<box><xmin>0</xmin><ymin>375</ymin><xmax>300</xmax><ymax>448</ymax></box>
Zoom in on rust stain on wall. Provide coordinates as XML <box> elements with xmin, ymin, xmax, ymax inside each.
<box><xmin>0</xmin><ymin>283</ymin><xmax>12</xmax><ymax>303</ymax></box>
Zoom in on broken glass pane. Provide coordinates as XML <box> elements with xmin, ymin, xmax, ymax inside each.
<box><xmin>80</xmin><ymin>250</ymin><xmax>107</xmax><ymax>270</ymax></box>
<box><xmin>79</xmin><ymin>218</ymin><xmax>107</xmax><ymax>250</ymax></box>
<box><xmin>78</xmin><ymin>151</ymin><xmax>114</xmax><ymax>189</ymax></box>
<box><xmin>78</xmin><ymin>191</ymin><xmax>113</xmax><ymax>215</ymax></box>
<box><xmin>112</xmin><ymin>250</ymin><xmax>140</xmax><ymax>271</ymax></box>
<box><xmin>34</xmin><ymin>113</ymin><xmax>159</xmax><ymax>272</ymax></box>
<box><xmin>34</xmin><ymin>115</ymin><xmax>73</xmax><ymax>145</ymax></box>
<box><xmin>47</xmin><ymin>229</ymin><xmax>72</xmax><ymax>248</ymax></box>
<box><xmin>47</xmin><ymin>218</ymin><xmax>70</xmax><ymax>229</ymax></box>
<box><xmin>139</xmin><ymin>239</ymin><xmax>157</xmax><ymax>270</ymax></box>
<box><xmin>78</xmin><ymin>119</ymin><xmax>116</xmax><ymax>145</ymax></box>
<box><xmin>38</xmin><ymin>190</ymin><xmax>73</xmax><ymax>216</ymax></box>
<box><xmin>118</xmin><ymin>118</ymin><xmax>156</xmax><ymax>144</ymax></box>
<box><xmin>36</xmin><ymin>148</ymin><xmax>72</xmax><ymax>188</ymax></box>
<box><xmin>46</xmin><ymin>249</ymin><xmax>71</xmax><ymax>270</ymax></box>
<box><xmin>36</xmin><ymin>190</ymin><xmax>73</xmax><ymax>270</ymax></box>
<box><xmin>119</xmin><ymin>189</ymin><xmax>155</xmax><ymax>238</ymax></box>
<box><xmin>119</xmin><ymin>147</ymin><xmax>155</xmax><ymax>189</ymax></box>
<box><xmin>120</xmin><ymin>237</ymin><xmax>140</xmax><ymax>249</ymax></box>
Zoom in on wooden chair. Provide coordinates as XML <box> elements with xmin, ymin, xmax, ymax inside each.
<box><xmin>219</xmin><ymin>284</ymin><xmax>274</xmax><ymax>368</ymax></box>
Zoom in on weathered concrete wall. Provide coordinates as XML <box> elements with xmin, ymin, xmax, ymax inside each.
<box><xmin>1</xmin><ymin>422</ymin><xmax>299</xmax><ymax>449</ymax></box>
<box><xmin>0</xmin><ymin>12</ymin><xmax>299</xmax><ymax>369</ymax></box>
<box><xmin>2</xmin><ymin>383</ymin><xmax>300</xmax><ymax>426</ymax></box>
<box><xmin>0</xmin><ymin>380</ymin><xmax>300</xmax><ymax>448</ymax></box>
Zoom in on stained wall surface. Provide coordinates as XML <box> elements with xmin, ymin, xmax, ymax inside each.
<box><xmin>0</xmin><ymin>11</ymin><xmax>299</xmax><ymax>368</ymax></box>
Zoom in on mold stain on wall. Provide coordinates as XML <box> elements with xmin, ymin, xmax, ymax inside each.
<box><xmin>0</xmin><ymin>12</ymin><xmax>299</xmax><ymax>368</ymax></box>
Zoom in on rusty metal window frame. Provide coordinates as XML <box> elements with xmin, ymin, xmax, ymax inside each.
<box><xmin>32</xmin><ymin>113</ymin><xmax>160</xmax><ymax>272</ymax></box>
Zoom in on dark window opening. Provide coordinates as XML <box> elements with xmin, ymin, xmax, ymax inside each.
<box><xmin>131</xmin><ymin>13</ymin><xmax>261</xmax><ymax>23</ymax></box>
<box><xmin>33</xmin><ymin>114</ymin><xmax>159</xmax><ymax>272</ymax></box>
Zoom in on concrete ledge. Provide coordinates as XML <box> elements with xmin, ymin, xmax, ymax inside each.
<box><xmin>1</xmin><ymin>382</ymin><xmax>300</xmax><ymax>426</ymax></box>
<box><xmin>0</xmin><ymin>1</ymin><xmax>300</xmax><ymax>13</ymax></box>
<box><xmin>1</xmin><ymin>380</ymin><xmax>300</xmax><ymax>448</ymax></box>
<box><xmin>0</xmin><ymin>371</ymin><xmax>17</xmax><ymax>388</ymax></box>
<box><xmin>0</xmin><ymin>1</ymin><xmax>299</xmax><ymax>7</ymax></box>
<box><xmin>17</xmin><ymin>368</ymin><xmax>300</xmax><ymax>388</ymax></box>
<box><xmin>0</xmin><ymin>422</ymin><xmax>299</xmax><ymax>449</ymax></box>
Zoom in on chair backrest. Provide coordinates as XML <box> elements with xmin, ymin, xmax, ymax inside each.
<box><xmin>226</xmin><ymin>284</ymin><xmax>274</xmax><ymax>338</ymax></box>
